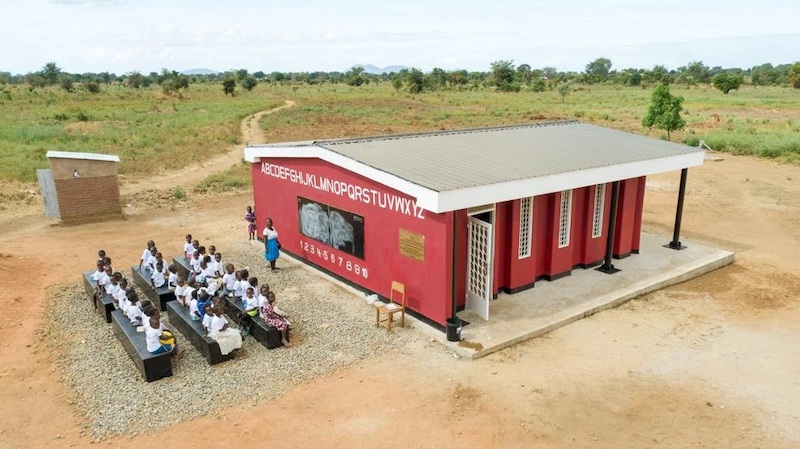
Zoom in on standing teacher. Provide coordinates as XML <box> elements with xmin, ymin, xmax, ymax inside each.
<box><xmin>263</xmin><ymin>218</ymin><xmax>281</xmax><ymax>271</ymax></box>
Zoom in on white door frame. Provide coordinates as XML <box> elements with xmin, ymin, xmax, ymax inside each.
<box><xmin>465</xmin><ymin>206</ymin><xmax>494</xmax><ymax>321</ymax></box>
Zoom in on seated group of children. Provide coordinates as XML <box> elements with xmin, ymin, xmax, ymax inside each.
<box><xmin>178</xmin><ymin>235</ymin><xmax>291</xmax><ymax>348</ymax></box>
<box><xmin>92</xmin><ymin>249</ymin><xmax>184</xmax><ymax>357</ymax></box>
<box><xmin>138</xmin><ymin>240</ymin><xmax>179</xmax><ymax>292</ymax></box>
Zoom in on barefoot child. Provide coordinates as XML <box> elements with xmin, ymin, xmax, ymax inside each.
<box><xmin>245</xmin><ymin>206</ymin><xmax>257</xmax><ymax>240</ymax></box>
<box><xmin>261</xmin><ymin>291</ymin><xmax>290</xmax><ymax>347</ymax></box>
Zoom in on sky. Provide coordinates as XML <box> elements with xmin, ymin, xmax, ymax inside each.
<box><xmin>1</xmin><ymin>0</ymin><xmax>799</xmax><ymax>75</ymax></box>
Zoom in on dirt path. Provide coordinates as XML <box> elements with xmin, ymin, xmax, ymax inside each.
<box><xmin>0</xmin><ymin>147</ymin><xmax>798</xmax><ymax>448</ymax></box>
<box><xmin>119</xmin><ymin>100</ymin><xmax>295</xmax><ymax>196</ymax></box>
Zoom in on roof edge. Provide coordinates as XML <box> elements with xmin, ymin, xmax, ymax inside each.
<box><xmin>46</xmin><ymin>151</ymin><xmax>119</xmax><ymax>163</ymax></box>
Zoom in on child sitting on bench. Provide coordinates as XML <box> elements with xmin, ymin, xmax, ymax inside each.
<box><xmin>151</xmin><ymin>262</ymin><xmax>167</xmax><ymax>289</ymax></box>
<box><xmin>208</xmin><ymin>304</ymin><xmax>242</xmax><ymax>355</ymax></box>
<box><xmin>167</xmin><ymin>264</ymin><xmax>179</xmax><ymax>290</ymax></box>
<box><xmin>139</xmin><ymin>240</ymin><xmax>155</xmax><ymax>271</ymax></box>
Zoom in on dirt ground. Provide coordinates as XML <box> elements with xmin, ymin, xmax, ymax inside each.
<box><xmin>1</xmin><ymin>116</ymin><xmax>798</xmax><ymax>448</ymax></box>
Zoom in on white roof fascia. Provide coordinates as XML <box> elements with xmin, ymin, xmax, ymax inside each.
<box><xmin>46</xmin><ymin>151</ymin><xmax>119</xmax><ymax>162</ymax></box>
<box><xmin>244</xmin><ymin>145</ymin><xmax>441</xmax><ymax>211</ymax></box>
<box><xmin>434</xmin><ymin>151</ymin><xmax>705</xmax><ymax>213</ymax></box>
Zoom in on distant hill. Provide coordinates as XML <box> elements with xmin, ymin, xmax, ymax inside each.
<box><xmin>356</xmin><ymin>64</ymin><xmax>409</xmax><ymax>75</ymax></box>
<box><xmin>181</xmin><ymin>68</ymin><xmax>218</xmax><ymax>75</ymax></box>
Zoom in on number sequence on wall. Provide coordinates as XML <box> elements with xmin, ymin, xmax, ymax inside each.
<box><xmin>299</xmin><ymin>239</ymin><xmax>369</xmax><ymax>279</ymax></box>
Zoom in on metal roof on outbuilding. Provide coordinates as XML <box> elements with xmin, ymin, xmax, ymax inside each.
<box><xmin>315</xmin><ymin>121</ymin><xmax>700</xmax><ymax>192</ymax></box>
<box><xmin>245</xmin><ymin>121</ymin><xmax>704</xmax><ymax>213</ymax></box>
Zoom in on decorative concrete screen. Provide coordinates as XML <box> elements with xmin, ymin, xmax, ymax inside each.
<box><xmin>45</xmin><ymin>151</ymin><xmax>123</xmax><ymax>224</ymax></box>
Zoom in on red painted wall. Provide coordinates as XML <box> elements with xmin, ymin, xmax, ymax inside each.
<box><xmin>614</xmin><ymin>178</ymin><xmax>640</xmax><ymax>257</ymax></box>
<box><xmin>533</xmin><ymin>194</ymin><xmax>553</xmax><ymax>279</ymax></box>
<box><xmin>580</xmin><ymin>183</ymin><xmax>611</xmax><ymax>266</ymax></box>
<box><xmin>251</xmin><ymin>158</ymin><xmax>451</xmax><ymax>325</ymax></box>
<box><xmin>492</xmin><ymin>201</ymin><xmax>511</xmax><ymax>295</ymax></box>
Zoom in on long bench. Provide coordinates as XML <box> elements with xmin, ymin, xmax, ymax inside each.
<box><xmin>172</xmin><ymin>255</ymin><xmax>192</xmax><ymax>281</ymax></box>
<box><xmin>110</xmin><ymin>310</ymin><xmax>172</xmax><ymax>382</ymax></box>
<box><xmin>131</xmin><ymin>266</ymin><xmax>176</xmax><ymax>311</ymax></box>
<box><xmin>82</xmin><ymin>271</ymin><xmax>116</xmax><ymax>323</ymax></box>
<box><xmin>166</xmin><ymin>301</ymin><xmax>234</xmax><ymax>365</ymax></box>
<box><xmin>224</xmin><ymin>296</ymin><xmax>285</xmax><ymax>349</ymax></box>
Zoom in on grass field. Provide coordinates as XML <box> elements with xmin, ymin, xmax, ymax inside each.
<box><xmin>2</xmin><ymin>81</ymin><xmax>799</xmax><ymax>189</ymax></box>
<box><xmin>259</xmin><ymin>83</ymin><xmax>800</xmax><ymax>163</ymax></box>
<box><xmin>0</xmin><ymin>83</ymin><xmax>282</xmax><ymax>183</ymax></box>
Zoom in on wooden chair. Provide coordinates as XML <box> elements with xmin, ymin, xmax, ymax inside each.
<box><xmin>375</xmin><ymin>281</ymin><xmax>406</xmax><ymax>332</ymax></box>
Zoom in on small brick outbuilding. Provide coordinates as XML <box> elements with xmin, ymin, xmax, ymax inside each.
<box><xmin>40</xmin><ymin>151</ymin><xmax>123</xmax><ymax>224</ymax></box>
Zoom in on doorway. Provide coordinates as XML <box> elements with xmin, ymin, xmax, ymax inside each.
<box><xmin>466</xmin><ymin>206</ymin><xmax>494</xmax><ymax>320</ymax></box>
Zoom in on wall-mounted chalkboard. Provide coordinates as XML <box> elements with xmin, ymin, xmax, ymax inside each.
<box><xmin>298</xmin><ymin>196</ymin><xmax>365</xmax><ymax>259</ymax></box>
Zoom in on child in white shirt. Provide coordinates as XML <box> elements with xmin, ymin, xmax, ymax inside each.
<box><xmin>221</xmin><ymin>264</ymin><xmax>236</xmax><ymax>296</ymax></box>
<box><xmin>182</xmin><ymin>280</ymin><xmax>196</xmax><ymax>308</ymax></box>
<box><xmin>201</xmin><ymin>304</ymin><xmax>214</xmax><ymax>336</ymax></box>
<box><xmin>208</xmin><ymin>305</ymin><xmax>242</xmax><ymax>355</ymax></box>
<box><xmin>183</xmin><ymin>234</ymin><xmax>194</xmax><ymax>260</ymax></box>
<box><xmin>189</xmin><ymin>251</ymin><xmax>202</xmax><ymax>278</ymax></box>
<box><xmin>138</xmin><ymin>240</ymin><xmax>155</xmax><ymax>270</ymax></box>
<box><xmin>188</xmin><ymin>290</ymin><xmax>200</xmax><ymax>321</ymax></box>
<box><xmin>146</xmin><ymin>247</ymin><xmax>158</xmax><ymax>272</ymax></box>
<box><xmin>232</xmin><ymin>271</ymin><xmax>245</xmax><ymax>300</ymax></box>
<box><xmin>174</xmin><ymin>278</ymin><xmax>186</xmax><ymax>305</ymax></box>
<box><xmin>213</xmin><ymin>253</ymin><xmax>225</xmax><ymax>277</ymax></box>
<box><xmin>151</xmin><ymin>262</ymin><xmax>167</xmax><ymax>289</ymax></box>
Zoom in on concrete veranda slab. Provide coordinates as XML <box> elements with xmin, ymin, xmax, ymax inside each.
<box><xmin>270</xmin><ymin>233</ymin><xmax>734</xmax><ymax>361</ymax></box>
<box><xmin>446</xmin><ymin>233</ymin><xmax>734</xmax><ymax>359</ymax></box>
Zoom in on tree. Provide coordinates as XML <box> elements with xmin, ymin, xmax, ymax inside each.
<box><xmin>677</xmin><ymin>61</ymin><xmax>710</xmax><ymax>85</ymax></box>
<box><xmin>125</xmin><ymin>72</ymin><xmax>146</xmax><ymax>88</ymax></box>
<box><xmin>557</xmin><ymin>82</ymin><xmax>570</xmax><ymax>102</ymax></box>
<box><xmin>59</xmin><ymin>75</ymin><xmax>74</xmax><ymax>92</ymax></box>
<box><xmin>407</xmin><ymin>68</ymin><xmax>424</xmax><ymax>94</ymax></box>
<box><xmin>711</xmin><ymin>73</ymin><xmax>742</xmax><ymax>94</ymax></box>
<box><xmin>85</xmin><ymin>81</ymin><xmax>101</xmax><ymax>94</ymax></box>
<box><xmin>222</xmin><ymin>75</ymin><xmax>236</xmax><ymax>95</ymax></box>
<box><xmin>642</xmin><ymin>84</ymin><xmax>685</xmax><ymax>140</ymax></box>
<box><xmin>751</xmin><ymin>63</ymin><xmax>777</xmax><ymax>86</ymax></box>
<box><xmin>789</xmin><ymin>62</ymin><xmax>800</xmax><ymax>89</ymax></box>
<box><xmin>490</xmin><ymin>60</ymin><xmax>519</xmax><ymax>92</ymax></box>
<box><xmin>41</xmin><ymin>62</ymin><xmax>61</xmax><ymax>85</ymax></box>
<box><xmin>241</xmin><ymin>75</ymin><xmax>258</xmax><ymax>91</ymax></box>
<box><xmin>346</xmin><ymin>66</ymin><xmax>365</xmax><ymax>86</ymax></box>
<box><xmin>584</xmin><ymin>57</ymin><xmax>612</xmax><ymax>83</ymax></box>
<box><xmin>391</xmin><ymin>77</ymin><xmax>403</xmax><ymax>91</ymax></box>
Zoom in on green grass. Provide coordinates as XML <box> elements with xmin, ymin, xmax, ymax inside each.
<box><xmin>2</xmin><ymin>81</ymin><xmax>799</xmax><ymax>187</ymax></box>
<box><xmin>259</xmin><ymin>83</ymin><xmax>800</xmax><ymax>162</ymax></box>
<box><xmin>194</xmin><ymin>161</ymin><xmax>251</xmax><ymax>193</ymax></box>
<box><xmin>0</xmin><ymin>83</ymin><xmax>281</xmax><ymax>182</ymax></box>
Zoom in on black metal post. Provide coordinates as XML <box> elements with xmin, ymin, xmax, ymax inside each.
<box><xmin>451</xmin><ymin>211</ymin><xmax>458</xmax><ymax>318</ymax></box>
<box><xmin>597</xmin><ymin>181</ymin><xmax>621</xmax><ymax>274</ymax></box>
<box><xmin>666</xmin><ymin>168</ymin><xmax>688</xmax><ymax>250</ymax></box>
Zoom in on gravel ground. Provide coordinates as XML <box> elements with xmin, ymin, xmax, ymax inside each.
<box><xmin>45</xmin><ymin>240</ymin><xmax>414</xmax><ymax>439</ymax></box>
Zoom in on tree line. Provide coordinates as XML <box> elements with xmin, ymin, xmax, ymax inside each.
<box><xmin>2</xmin><ymin>58</ymin><xmax>800</xmax><ymax>96</ymax></box>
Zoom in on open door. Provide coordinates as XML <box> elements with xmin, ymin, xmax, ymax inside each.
<box><xmin>466</xmin><ymin>214</ymin><xmax>493</xmax><ymax>320</ymax></box>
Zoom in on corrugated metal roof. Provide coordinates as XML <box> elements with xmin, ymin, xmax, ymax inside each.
<box><xmin>314</xmin><ymin>121</ymin><xmax>701</xmax><ymax>192</ymax></box>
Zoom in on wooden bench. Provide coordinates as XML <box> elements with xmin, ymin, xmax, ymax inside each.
<box><xmin>82</xmin><ymin>271</ymin><xmax>116</xmax><ymax>323</ymax></box>
<box><xmin>172</xmin><ymin>255</ymin><xmax>192</xmax><ymax>281</ymax></box>
<box><xmin>110</xmin><ymin>310</ymin><xmax>172</xmax><ymax>382</ymax></box>
<box><xmin>131</xmin><ymin>266</ymin><xmax>176</xmax><ymax>311</ymax></box>
<box><xmin>165</xmin><ymin>301</ymin><xmax>234</xmax><ymax>365</ymax></box>
<box><xmin>224</xmin><ymin>296</ymin><xmax>286</xmax><ymax>349</ymax></box>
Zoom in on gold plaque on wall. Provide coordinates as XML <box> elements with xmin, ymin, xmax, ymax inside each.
<box><xmin>399</xmin><ymin>228</ymin><xmax>425</xmax><ymax>262</ymax></box>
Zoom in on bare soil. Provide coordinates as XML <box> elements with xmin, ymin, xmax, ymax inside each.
<box><xmin>1</xmin><ymin>112</ymin><xmax>798</xmax><ymax>448</ymax></box>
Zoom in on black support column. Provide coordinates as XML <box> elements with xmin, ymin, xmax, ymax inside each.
<box><xmin>665</xmin><ymin>168</ymin><xmax>688</xmax><ymax>250</ymax></box>
<box><xmin>597</xmin><ymin>181</ymin><xmax>621</xmax><ymax>274</ymax></box>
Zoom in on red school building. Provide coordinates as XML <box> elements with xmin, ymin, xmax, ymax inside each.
<box><xmin>245</xmin><ymin>121</ymin><xmax>704</xmax><ymax>330</ymax></box>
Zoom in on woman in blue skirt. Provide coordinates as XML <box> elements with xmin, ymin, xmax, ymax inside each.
<box><xmin>263</xmin><ymin>218</ymin><xmax>280</xmax><ymax>271</ymax></box>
